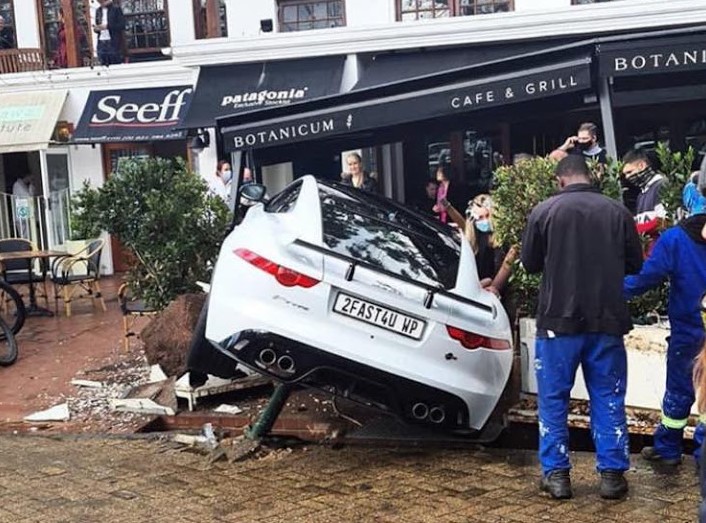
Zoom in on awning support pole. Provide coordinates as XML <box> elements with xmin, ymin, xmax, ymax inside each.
<box><xmin>598</xmin><ymin>76</ymin><xmax>618</xmax><ymax>161</ymax></box>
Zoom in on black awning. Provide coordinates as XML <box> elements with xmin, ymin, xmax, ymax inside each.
<box><xmin>598</xmin><ymin>28</ymin><xmax>706</xmax><ymax>77</ymax></box>
<box><xmin>73</xmin><ymin>86</ymin><xmax>193</xmax><ymax>143</ymax></box>
<box><xmin>180</xmin><ymin>55</ymin><xmax>346</xmax><ymax>130</ymax></box>
<box><xmin>354</xmin><ymin>38</ymin><xmax>582</xmax><ymax>91</ymax></box>
<box><xmin>220</xmin><ymin>57</ymin><xmax>591</xmax><ymax>152</ymax></box>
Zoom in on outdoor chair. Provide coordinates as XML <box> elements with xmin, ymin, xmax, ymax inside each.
<box><xmin>0</xmin><ymin>238</ymin><xmax>49</xmax><ymax>309</ymax></box>
<box><xmin>117</xmin><ymin>283</ymin><xmax>158</xmax><ymax>350</ymax></box>
<box><xmin>50</xmin><ymin>239</ymin><xmax>107</xmax><ymax>317</ymax></box>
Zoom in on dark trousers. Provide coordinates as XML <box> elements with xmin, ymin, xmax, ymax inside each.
<box><xmin>536</xmin><ymin>333</ymin><xmax>629</xmax><ymax>474</ymax></box>
<box><xmin>97</xmin><ymin>39</ymin><xmax>121</xmax><ymax>66</ymax></box>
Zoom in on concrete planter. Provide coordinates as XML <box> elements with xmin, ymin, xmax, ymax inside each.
<box><xmin>518</xmin><ymin>317</ymin><xmax>692</xmax><ymax>414</ymax></box>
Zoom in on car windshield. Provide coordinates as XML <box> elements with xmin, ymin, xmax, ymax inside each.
<box><xmin>318</xmin><ymin>182</ymin><xmax>460</xmax><ymax>289</ymax></box>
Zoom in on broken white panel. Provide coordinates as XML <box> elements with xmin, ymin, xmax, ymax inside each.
<box><xmin>149</xmin><ymin>364</ymin><xmax>168</xmax><ymax>383</ymax></box>
<box><xmin>70</xmin><ymin>379</ymin><xmax>103</xmax><ymax>389</ymax></box>
<box><xmin>109</xmin><ymin>398</ymin><xmax>175</xmax><ymax>416</ymax></box>
<box><xmin>214</xmin><ymin>404</ymin><xmax>243</xmax><ymax>415</ymax></box>
<box><xmin>24</xmin><ymin>403</ymin><xmax>70</xmax><ymax>422</ymax></box>
<box><xmin>519</xmin><ymin>318</ymin><xmax>695</xmax><ymax>414</ymax></box>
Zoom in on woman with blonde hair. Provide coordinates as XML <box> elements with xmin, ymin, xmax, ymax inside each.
<box><xmin>341</xmin><ymin>152</ymin><xmax>377</xmax><ymax>193</ymax></box>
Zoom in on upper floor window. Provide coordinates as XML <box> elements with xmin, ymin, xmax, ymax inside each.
<box><xmin>37</xmin><ymin>0</ymin><xmax>93</xmax><ymax>68</ymax></box>
<box><xmin>0</xmin><ymin>0</ymin><xmax>16</xmax><ymax>49</ymax></box>
<box><xmin>121</xmin><ymin>0</ymin><xmax>171</xmax><ymax>59</ymax></box>
<box><xmin>398</xmin><ymin>0</ymin><xmax>513</xmax><ymax>21</ymax></box>
<box><xmin>278</xmin><ymin>0</ymin><xmax>346</xmax><ymax>32</ymax></box>
<box><xmin>194</xmin><ymin>0</ymin><xmax>227</xmax><ymax>39</ymax></box>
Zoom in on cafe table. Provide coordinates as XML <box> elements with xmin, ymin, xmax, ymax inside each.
<box><xmin>0</xmin><ymin>249</ymin><xmax>67</xmax><ymax>317</ymax></box>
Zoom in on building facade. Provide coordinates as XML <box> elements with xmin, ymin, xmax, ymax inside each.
<box><xmin>0</xmin><ymin>0</ymin><xmax>704</xmax><ymax>273</ymax></box>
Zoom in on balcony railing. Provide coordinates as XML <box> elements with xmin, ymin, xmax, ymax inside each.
<box><xmin>0</xmin><ymin>48</ymin><xmax>46</xmax><ymax>75</ymax></box>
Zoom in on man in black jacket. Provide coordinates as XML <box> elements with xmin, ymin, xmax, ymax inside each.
<box><xmin>521</xmin><ymin>155</ymin><xmax>643</xmax><ymax>501</ymax></box>
<box><xmin>94</xmin><ymin>0</ymin><xmax>125</xmax><ymax>66</ymax></box>
<box><xmin>0</xmin><ymin>16</ymin><xmax>15</xmax><ymax>49</ymax></box>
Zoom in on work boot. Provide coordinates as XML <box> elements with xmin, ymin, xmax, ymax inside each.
<box><xmin>641</xmin><ymin>446</ymin><xmax>682</xmax><ymax>466</ymax></box>
<box><xmin>599</xmin><ymin>470</ymin><xmax>628</xmax><ymax>500</ymax></box>
<box><xmin>539</xmin><ymin>469</ymin><xmax>572</xmax><ymax>500</ymax></box>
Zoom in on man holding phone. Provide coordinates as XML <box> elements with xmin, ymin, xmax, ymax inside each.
<box><xmin>553</xmin><ymin>122</ymin><xmax>608</xmax><ymax>166</ymax></box>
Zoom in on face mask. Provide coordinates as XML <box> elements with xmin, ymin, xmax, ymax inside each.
<box><xmin>625</xmin><ymin>166</ymin><xmax>653</xmax><ymax>189</ymax></box>
<box><xmin>577</xmin><ymin>141</ymin><xmax>592</xmax><ymax>152</ymax></box>
<box><xmin>475</xmin><ymin>219</ymin><xmax>492</xmax><ymax>233</ymax></box>
<box><xmin>221</xmin><ymin>170</ymin><xmax>232</xmax><ymax>183</ymax></box>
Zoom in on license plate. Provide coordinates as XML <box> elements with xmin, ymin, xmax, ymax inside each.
<box><xmin>333</xmin><ymin>293</ymin><xmax>426</xmax><ymax>340</ymax></box>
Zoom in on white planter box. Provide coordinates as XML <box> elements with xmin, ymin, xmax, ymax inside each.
<box><xmin>519</xmin><ymin>317</ymin><xmax>695</xmax><ymax>414</ymax></box>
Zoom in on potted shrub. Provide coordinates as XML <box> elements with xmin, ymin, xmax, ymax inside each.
<box><xmin>95</xmin><ymin>157</ymin><xmax>230</xmax><ymax>310</ymax></box>
<box><xmin>64</xmin><ymin>181</ymin><xmax>103</xmax><ymax>275</ymax></box>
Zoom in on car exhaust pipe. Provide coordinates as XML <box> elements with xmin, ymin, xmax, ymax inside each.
<box><xmin>277</xmin><ymin>355</ymin><xmax>295</xmax><ymax>373</ymax></box>
<box><xmin>259</xmin><ymin>348</ymin><xmax>277</xmax><ymax>366</ymax></box>
<box><xmin>411</xmin><ymin>402</ymin><xmax>429</xmax><ymax>420</ymax></box>
<box><xmin>429</xmin><ymin>406</ymin><xmax>446</xmax><ymax>424</ymax></box>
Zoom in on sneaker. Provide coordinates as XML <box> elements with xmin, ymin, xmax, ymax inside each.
<box><xmin>640</xmin><ymin>446</ymin><xmax>682</xmax><ymax>466</ymax></box>
<box><xmin>599</xmin><ymin>470</ymin><xmax>628</xmax><ymax>500</ymax></box>
<box><xmin>539</xmin><ymin>469</ymin><xmax>573</xmax><ymax>500</ymax></box>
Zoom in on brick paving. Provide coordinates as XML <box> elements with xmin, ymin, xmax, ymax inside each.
<box><xmin>0</xmin><ymin>434</ymin><xmax>699</xmax><ymax>523</ymax></box>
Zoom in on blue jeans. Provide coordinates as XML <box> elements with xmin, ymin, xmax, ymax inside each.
<box><xmin>536</xmin><ymin>333</ymin><xmax>629</xmax><ymax>475</ymax></box>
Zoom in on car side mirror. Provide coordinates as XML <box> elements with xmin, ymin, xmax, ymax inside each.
<box><xmin>239</xmin><ymin>183</ymin><xmax>267</xmax><ymax>204</ymax></box>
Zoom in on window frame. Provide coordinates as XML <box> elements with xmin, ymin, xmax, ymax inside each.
<box><xmin>396</xmin><ymin>0</ymin><xmax>514</xmax><ymax>21</ymax></box>
<box><xmin>0</xmin><ymin>0</ymin><xmax>16</xmax><ymax>48</ymax></box>
<box><xmin>277</xmin><ymin>0</ymin><xmax>346</xmax><ymax>33</ymax></box>
<box><xmin>120</xmin><ymin>0</ymin><xmax>171</xmax><ymax>56</ymax></box>
<box><xmin>36</xmin><ymin>0</ymin><xmax>94</xmax><ymax>68</ymax></box>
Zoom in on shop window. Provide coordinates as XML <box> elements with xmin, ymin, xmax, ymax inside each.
<box><xmin>37</xmin><ymin>0</ymin><xmax>93</xmax><ymax>68</ymax></box>
<box><xmin>0</xmin><ymin>0</ymin><xmax>16</xmax><ymax>49</ymax></box>
<box><xmin>121</xmin><ymin>0</ymin><xmax>171</xmax><ymax>58</ymax></box>
<box><xmin>194</xmin><ymin>0</ymin><xmax>227</xmax><ymax>39</ymax></box>
<box><xmin>278</xmin><ymin>0</ymin><xmax>346</xmax><ymax>32</ymax></box>
<box><xmin>398</xmin><ymin>0</ymin><xmax>513</xmax><ymax>21</ymax></box>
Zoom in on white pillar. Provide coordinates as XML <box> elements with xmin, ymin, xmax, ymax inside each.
<box><xmin>598</xmin><ymin>76</ymin><xmax>618</xmax><ymax>161</ymax></box>
<box><xmin>14</xmin><ymin>1</ymin><xmax>41</xmax><ymax>48</ymax></box>
<box><xmin>169</xmin><ymin>0</ymin><xmax>196</xmax><ymax>44</ymax></box>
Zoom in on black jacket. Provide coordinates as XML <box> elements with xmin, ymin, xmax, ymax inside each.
<box><xmin>0</xmin><ymin>26</ymin><xmax>14</xmax><ymax>49</ymax></box>
<box><xmin>95</xmin><ymin>4</ymin><xmax>125</xmax><ymax>46</ymax></box>
<box><xmin>521</xmin><ymin>183</ymin><xmax>643</xmax><ymax>336</ymax></box>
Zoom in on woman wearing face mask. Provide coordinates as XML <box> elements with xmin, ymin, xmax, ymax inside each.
<box><xmin>208</xmin><ymin>160</ymin><xmax>233</xmax><ymax>202</ymax></box>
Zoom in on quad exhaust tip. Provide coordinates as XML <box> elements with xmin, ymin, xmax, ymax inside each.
<box><xmin>411</xmin><ymin>402</ymin><xmax>429</xmax><ymax>420</ymax></box>
<box><xmin>429</xmin><ymin>406</ymin><xmax>446</xmax><ymax>424</ymax></box>
<box><xmin>259</xmin><ymin>348</ymin><xmax>277</xmax><ymax>366</ymax></box>
<box><xmin>277</xmin><ymin>355</ymin><xmax>295</xmax><ymax>373</ymax></box>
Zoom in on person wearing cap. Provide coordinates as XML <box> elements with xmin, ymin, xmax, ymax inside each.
<box><xmin>624</xmin><ymin>178</ymin><xmax>706</xmax><ymax>468</ymax></box>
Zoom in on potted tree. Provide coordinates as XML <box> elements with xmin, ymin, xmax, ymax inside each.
<box><xmin>65</xmin><ymin>180</ymin><xmax>103</xmax><ymax>275</ymax></box>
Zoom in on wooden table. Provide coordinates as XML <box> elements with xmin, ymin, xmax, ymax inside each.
<box><xmin>0</xmin><ymin>250</ymin><xmax>67</xmax><ymax>317</ymax></box>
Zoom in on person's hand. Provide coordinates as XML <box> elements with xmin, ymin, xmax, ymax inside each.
<box><xmin>432</xmin><ymin>204</ymin><xmax>440</xmax><ymax>213</ymax></box>
<box><xmin>560</xmin><ymin>136</ymin><xmax>578</xmax><ymax>151</ymax></box>
<box><xmin>340</xmin><ymin>171</ymin><xmax>351</xmax><ymax>180</ymax></box>
<box><xmin>480</xmin><ymin>278</ymin><xmax>493</xmax><ymax>288</ymax></box>
<box><xmin>484</xmin><ymin>285</ymin><xmax>500</xmax><ymax>298</ymax></box>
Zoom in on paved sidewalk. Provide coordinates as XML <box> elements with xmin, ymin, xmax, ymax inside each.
<box><xmin>0</xmin><ymin>435</ymin><xmax>698</xmax><ymax>523</ymax></box>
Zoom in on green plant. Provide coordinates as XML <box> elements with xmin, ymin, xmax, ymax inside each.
<box><xmin>96</xmin><ymin>157</ymin><xmax>230</xmax><ymax>310</ymax></box>
<box><xmin>69</xmin><ymin>180</ymin><xmax>103</xmax><ymax>240</ymax></box>
<box><xmin>655</xmin><ymin>142</ymin><xmax>695</xmax><ymax>221</ymax></box>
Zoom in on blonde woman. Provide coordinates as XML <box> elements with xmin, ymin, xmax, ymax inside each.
<box><xmin>340</xmin><ymin>152</ymin><xmax>377</xmax><ymax>193</ymax></box>
<box><xmin>441</xmin><ymin>193</ymin><xmax>517</xmax><ymax>297</ymax></box>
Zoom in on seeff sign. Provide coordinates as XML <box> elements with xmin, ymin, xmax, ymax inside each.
<box><xmin>74</xmin><ymin>86</ymin><xmax>193</xmax><ymax>143</ymax></box>
<box><xmin>225</xmin><ymin>62</ymin><xmax>590</xmax><ymax>151</ymax></box>
<box><xmin>599</xmin><ymin>41</ymin><xmax>706</xmax><ymax>77</ymax></box>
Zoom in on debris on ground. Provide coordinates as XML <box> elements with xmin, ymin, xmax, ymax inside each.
<box><xmin>149</xmin><ymin>364</ymin><xmax>168</xmax><ymax>383</ymax></box>
<box><xmin>214</xmin><ymin>404</ymin><xmax>244</xmax><ymax>415</ymax></box>
<box><xmin>174</xmin><ymin>372</ymin><xmax>272</xmax><ymax>411</ymax></box>
<box><xmin>70</xmin><ymin>379</ymin><xmax>103</xmax><ymax>389</ymax></box>
<box><xmin>24</xmin><ymin>403</ymin><xmax>71</xmax><ymax>422</ymax></box>
<box><xmin>109</xmin><ymin>398</ymin><xmax>176</xmax><ymax>416</ymax></box>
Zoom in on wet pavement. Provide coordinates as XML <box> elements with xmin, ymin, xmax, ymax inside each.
<box><xmin>0</xmin><ymin>434</ymin><xmax>699</xmax><ymax>523</ymax></box>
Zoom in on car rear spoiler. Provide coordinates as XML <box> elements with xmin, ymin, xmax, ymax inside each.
<box><xmin>293</xmin><ymin>239</ymin><xmax>493</xmax><ymax>315</ymax></box>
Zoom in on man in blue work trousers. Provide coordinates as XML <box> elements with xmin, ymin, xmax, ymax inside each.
<box><xmin>625</xmin><ymin>186</ymin><xmax>706</xmax><ymax>467</ymax></box>
<box><xmin>521</xmin><ymin>155</ymin><xmax>643</xmax><ymax>500</ymax></box>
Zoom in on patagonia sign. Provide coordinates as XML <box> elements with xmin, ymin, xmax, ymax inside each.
<box><xmin>221</xmin><ymin>88</ymin><xmax>309</xmax><ymax>110</ymax></box>
<box><xmin>599</xmin><ymin>39</ymin><xmax>706</xmax><ymax>77</ymax></box>
<box><xmin>74</xmin><ymin>86</ymin><xmax>193</xmax><ymax>143</ymax></box>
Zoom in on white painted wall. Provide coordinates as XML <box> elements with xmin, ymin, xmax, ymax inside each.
<box><xmin>169</xmin><ymin>0</ymin><xmax>196</xmax><ymax>44</ymax></box>
<box><xmin>195</xmin><ymin>128</ymin><xmax>219</xmax><ymax>179</ymax></box>
<box><xmin>515</xmin><ymin>0</ymin><xmax>572</xmax><ymax>11</ymax></box>
<box><xmin>346</xmin><ymin>0</ymin><xmax>396</xmax><ymax>27</ymax></box>
<box><xmin>225</xmin><ymin>0</ymin><xmax>277</xmax><ymax>38</ymax></box>
<box><xmin>13</xmin><ymin>0</ymin><xmax>40</xmax><ymax>48</ymax></box>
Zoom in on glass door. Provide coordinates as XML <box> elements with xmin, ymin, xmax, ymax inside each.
<box><xmin>40</xmin><ymin>148</ymin><xmax>71</xmax><ymax>249</ymax></box>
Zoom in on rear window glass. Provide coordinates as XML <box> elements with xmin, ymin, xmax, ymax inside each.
<box><xmin>265</xmin><ymin>181</ymin><xmax>302</xmax><ymax>213</ymax></box>
<box><xmin>319</xmin><ymin>184</ymin><xmax>459</xmax><ymax>289</ymax></box>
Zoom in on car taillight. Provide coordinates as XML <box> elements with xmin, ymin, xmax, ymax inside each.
<box><xmin>234</xmin><ymin>248</ymin><xmax>320</xmax><ymax>288</ymax></box>
<box><xmin>446</xmin><ymin>325</ymin><xmax>511</xmax><ymax>351</ymax></box>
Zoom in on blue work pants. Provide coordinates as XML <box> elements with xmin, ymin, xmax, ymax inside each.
<box><xmin>536</xmin><ymin>333</ymin><xmax>629</xmax><ymax>474</ymax></box>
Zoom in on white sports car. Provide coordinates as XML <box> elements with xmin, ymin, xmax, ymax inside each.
<box><xmin>191</xmin><ymin>175</ymin><xmax>513</xmax><ymax>435</ymax></box>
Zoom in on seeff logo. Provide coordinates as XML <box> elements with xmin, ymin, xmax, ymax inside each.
<box><xmin>89</xmin><ymin>88</ymin><xmax>193</xmax><ymax>127</ymax></box>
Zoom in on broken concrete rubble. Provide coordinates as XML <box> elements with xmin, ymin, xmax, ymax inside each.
<box><xmin>24</xmin><ymin>403</ymin><xmax>70</xmax><ymax>422</ymax></box>
<box><xmin>109</xmin><ymin>398</ymin><xmax>176</xmax><ymax>416</ymax></box>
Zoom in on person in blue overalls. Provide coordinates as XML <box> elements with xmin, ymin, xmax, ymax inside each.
<box><xmin>522</xmin><ymin>156</ymin><xmax>643</xmax><ymax>500</ymax></box>
<box><xmin>624</xmin><ymin>202</ymin><xmax>706</xmax><ymax>466</ymax></box>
